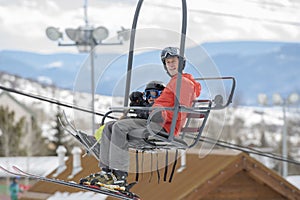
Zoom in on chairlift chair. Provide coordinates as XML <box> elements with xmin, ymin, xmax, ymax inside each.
<box><xmin>101</xmin><ymin>77</ymin><xmax>235</xmax><ymax>152</ymax></box>
<box><xmin>99</xmin><ymin>0</ymin><xmax>236</xmax><ymax>152</ymax></box>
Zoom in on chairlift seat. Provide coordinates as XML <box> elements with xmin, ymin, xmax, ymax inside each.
<box><xmin>127</xmin><ymin>129</ymin><xmax>188</xmax><ymax>150</ymax></box>
<box><xmin>143</xmin><ymin>130</ymin><xmax>189</xmax><ymax>149</ymax></box>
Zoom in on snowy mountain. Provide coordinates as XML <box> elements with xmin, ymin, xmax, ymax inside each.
<box><xmin>0</xmin><ymin>41</ymin><xmax>300</xmax><ymax>106</ymax></box>
<box><xmin>0</xmin><ymin>51</ymin><xmax>86</xmax><ymax>89</ymax></box>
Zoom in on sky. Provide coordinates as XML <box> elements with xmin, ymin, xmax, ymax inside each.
<box><xmin>0</xmin><ymin>0</ymin><xmax>300</xmax><ymax>54</ymax></box>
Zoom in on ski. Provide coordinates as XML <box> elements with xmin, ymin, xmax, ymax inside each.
<box><xmin>59</xmin><ymin>111</ymin><xmax>101</xmax><ymax>161</ymax></box>
<box><xmin>0</xmin><ymin>165</ymin><xmax>140</xmax><ymax>200</ymax></box>
<box><xmin>77</xmin><ymin>130</ymin><xmax>101</xmax><ymax>159</ymax></box>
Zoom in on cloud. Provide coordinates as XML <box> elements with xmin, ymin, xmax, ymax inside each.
<box><xmin>37</xmin><ymin>76</ymin><xmax>53</xmax><ymax>85</ymax></box>
<box><xmin>45</xmin><ymin>61</ymin><xmax>63</xmax><ymax>69</ymax></box>
<box><xmin>0</xmin><ymin>0</ymin><xmax>300</xmax><ymax>53</ymax></box>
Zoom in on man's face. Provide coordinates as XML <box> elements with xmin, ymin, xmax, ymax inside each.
<box><xmin>165</xmin><ymin>56</ymin><xmax>179</xmax><ymax>76</ymax></box>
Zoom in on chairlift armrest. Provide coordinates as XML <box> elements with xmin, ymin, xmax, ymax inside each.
<box><xmin>101</xmin><ymin>106</ymin><xmax>163</xmax><ymax>125</ymax></box>
<box><xmin>109</xmin><ymin>106</ymin><xmax>153</xmax><ymax>112</ymax></box>
<box><xmin>145</xmin><ymin>106</ymin><xmax>207</xmax><ymax>138</ymax></box>
<box><xmin>195</xmin><ymin>76</ymin><xmax>236</xmax><ymax>110</ymax></box>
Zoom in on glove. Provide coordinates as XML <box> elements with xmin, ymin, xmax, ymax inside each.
<box><xmin>94</xmin><ymin>125</ymin><xmax>105</xmax><ymax>141</ymax></box>
<box><xmin>129</xmin><ymin>91</ymin><xmax>146</xmax><ymax>106</ymax></box>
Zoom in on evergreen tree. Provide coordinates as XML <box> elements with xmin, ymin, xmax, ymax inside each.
<box><xmin>28</xmin><ymin>116</ymin><xmax>50</xmax><ymax>156</ymax></box>
<box><xmin>0</xmin><ymin>106</ymin><xmax>26</xmax><ymax>156</ymax></box>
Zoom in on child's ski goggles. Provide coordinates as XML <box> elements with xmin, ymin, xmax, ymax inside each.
<box><xmin>144</xmin><ymin>89</ymin><xmax>162</xmax><ymax>99</ymax></box>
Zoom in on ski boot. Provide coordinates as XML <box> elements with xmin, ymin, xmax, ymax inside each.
<box><xmin>93</xmin><ymin>170</ymin><xmax>128</xmax><ymax>191</ymax></box>
<box><xmin>79</xmin><ymin>172</ymin><xmax>105</xmax><ymax>186</ymax></box>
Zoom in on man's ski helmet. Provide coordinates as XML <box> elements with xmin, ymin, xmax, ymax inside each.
<box><xmin>161</xmin><ymin>47</ymin><xmax>186</xmax><ymax>75</ymax></box>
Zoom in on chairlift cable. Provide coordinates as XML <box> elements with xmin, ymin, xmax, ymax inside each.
<box><xmin>145</xmin><ymin>2</ymin><xmax>300</xmax><ymax>27</ymax></box>
<box><xmin>199</xmin><ymin>136</ymin><xmax>300</xmax><ymax>166</ymax></box>
<box><xmin>0</xmin><ymin>85</ymin><xmax>116</xmax><ymax>119</ymax></box>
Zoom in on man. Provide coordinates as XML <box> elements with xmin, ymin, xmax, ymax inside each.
<box><xmin>153</xmin><ymin>47</ymin><xmax>201</xmax><ymax>137</ymax></box>
<box><xmin>82</xmin><ymin>47</ymin><xmax>201</xmax><ymax>189</ymax></box>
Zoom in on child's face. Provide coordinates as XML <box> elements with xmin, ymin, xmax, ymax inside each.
<box><xmin>147</xmin><ymin>91</ymin><xmax>158</xmax><ymax>104</ymax></box>
<box><xmin>165</xmin><ymin>56</ymin><xmax>179</xmax><ymax>76</ymax></box>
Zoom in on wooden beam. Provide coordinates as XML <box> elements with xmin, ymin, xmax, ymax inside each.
<box><xmin>245</xmin><ymin>161</ymin><xmax>300</xmax><ymax>200</ymax></box>
<box><xmin>182</xmin><ymin>157</ymin><xmax>244</xmax><ymax>199</ymax></box>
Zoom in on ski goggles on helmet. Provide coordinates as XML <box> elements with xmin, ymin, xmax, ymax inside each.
<box><xmin>144</xmin><ymin>89</ymin><xmax>162</xmax><ymax>99</ymax></box>
<box><xmin>161</xmin><ymin>47</ymin><xmax>180</xmax><ymax>61</ymax></box>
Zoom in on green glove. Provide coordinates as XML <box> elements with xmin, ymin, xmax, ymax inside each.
<box><xmin>94</xmin><ymin>124</ymin><xmax>105</xmax><ymax>141</ymax></box>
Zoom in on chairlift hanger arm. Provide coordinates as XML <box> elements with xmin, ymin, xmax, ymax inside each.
<box><xmin>168</xmin><ymin>0</ymin><xmax>188</xmax><ymax>142</ymax></box>
<box><xmin>123</xmin><ymin>0</ymin><xmax>144</xmax><ymax>108</ymax></box>
<box><xmin>123</xmin><ymin>0</ymin><xmax>188</xmax><ymax>139</ymax></box>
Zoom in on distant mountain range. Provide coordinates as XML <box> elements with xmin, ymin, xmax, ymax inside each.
<box><xmin>1</xmin><ymin>41</ymin><xmax>300</xmax><ymax>106</ymax></box>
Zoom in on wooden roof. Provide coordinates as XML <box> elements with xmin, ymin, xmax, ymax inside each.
<box><xmin>128</xmin><ymin>150</ymin><xmax>300</xmax><ymax>200</ymax></box>
<box><xmin>20</xmin><ymin>149</ymin><xmax>300</xmax><ymax>200</ymax></box>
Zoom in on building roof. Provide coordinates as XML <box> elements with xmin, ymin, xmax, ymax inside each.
<box><xmin>129</xmin><ymin>150</ymin><xmax>300</xmax><ymax>200</ymax></box>
<box><xmin>20</xmin><ymin>149</ymin><xmax>300</xmax><ymax>200</ymax></box>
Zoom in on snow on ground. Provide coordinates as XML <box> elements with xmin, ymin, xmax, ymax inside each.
<box><xmin>0</xmin><ymin>157</ymin><xmax>59</xmax><ymax>177</ymax></box>
<box><xmin>47</xmin><ymin>191</ymin><xmax>107</xmax><ymax>200</ymax></box>
<box><xmin>286</xmin><ymin>176</ymin><xmax>300</xmax><ymax>189</ymax></box>
<box><xmin>230</xmin><ymin>106</ymin><xmax>284</xmax><ymax>127</ymax></box>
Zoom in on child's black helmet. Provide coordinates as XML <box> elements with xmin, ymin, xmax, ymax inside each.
<box><xmin>144</xmin><ymin>81</ymin><xmax>165</xmax><ymax>100</ymax></box>
<box><xmin>145</xmin><ymin>81</ymin><xmax>165</xmax><ymax>91</ymax></box>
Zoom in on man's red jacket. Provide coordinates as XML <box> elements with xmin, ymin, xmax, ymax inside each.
<box><xmin>153</xmin><ymin>73</ymin><xmax>201</xmax><ymax>136</ymax></box>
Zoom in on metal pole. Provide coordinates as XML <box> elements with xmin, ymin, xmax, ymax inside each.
<box><xmin>168</xmin><ymin>0</ymin><xmax>187</xmax><ymax>141</ymax></box>
<box><xmin>84</xmin><ymin>0</ymin><xmax>88</xmax><ymax>26</ymax></box>
<box><xmin>91</xmin><ymin>44</ymin><xmax>95</xmax><ymax>135</ymax></box>
<box><xmin>282</xmin><ymin>100</ymin><xmax>288</xmax><ymax>177</ymax></box>
<box><xmin>124</xmin><ymin>0</ymin><xmax>144</xmax><ymax>108</ymax></box>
